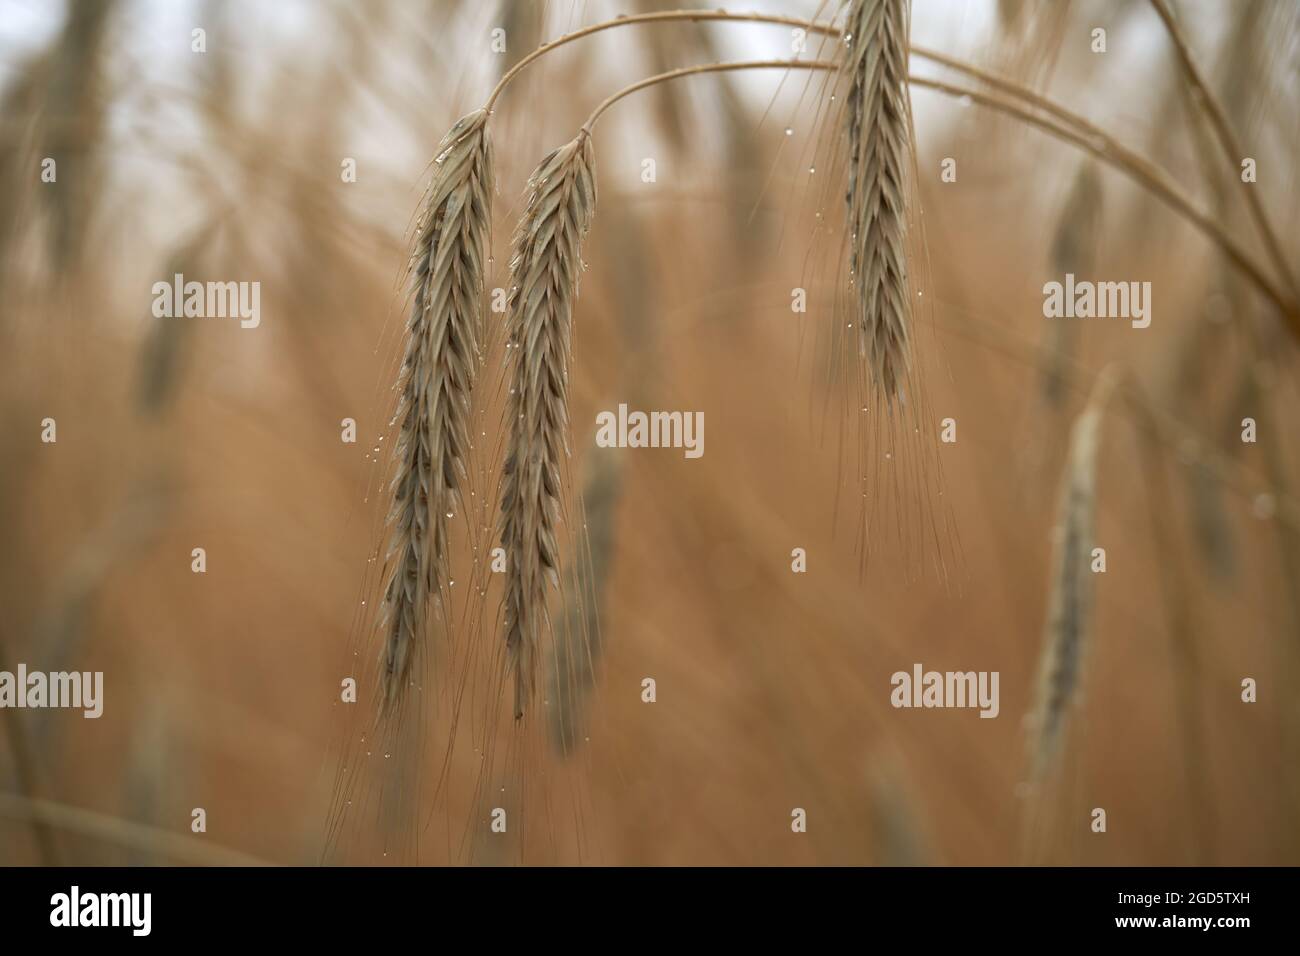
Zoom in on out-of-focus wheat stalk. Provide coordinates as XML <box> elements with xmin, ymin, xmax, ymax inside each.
<box><xmin>1027</xmin><ymin>369</ymin><xmax>1118</xmax><ymax>781</ymax></box>
<box><xmin>548</xmin><ymin>444</ymin><xmax>623</xmax><ymax>753</ymax></box>
<box><xmin>842</xmin><ymin>0</ymin><xmax>913</xmax><ymax>403</ymax></box>
<box><xmin>500</xmin><ymin>133</ymin><xmax>597</xmax><ymax>719</ymax></box>
<box><xmin>1129</xmin><ymin>380</ymin><xmax>1213</xmax><ymax>863</ymax></box>
<box><xmin>379</xmin><ymin>110</ymin><xmax>492</xmax><ymax>713</ymax></box>
<box><xmin>44</xmin><ymin>0</ymin><xmax>118</xmax><ymax>271</ymax></box>
<box><xmin>1148</xmin><ymin>0</ymin><xmax>1298</xmax><ymax>306</ymax></box>
<box><xmin>137</xmin><ymin>221</ymin><xmax>222</xmax><ymax>417</ymax></box>
<box><xmin>1043</xmin><ymin>162</ymin><xmax>1102</xmax><ymax>405</ymax></box>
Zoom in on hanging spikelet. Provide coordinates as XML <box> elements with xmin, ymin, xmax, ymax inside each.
<box><xmin>500</xmin><ymin>133</ymin><xmax>598</xmax><ymax>718</ymax></box>
<box><xmin>1027</xmin><ymin>372</ymin><xmax>1116</xmax><ymax>779</ymax></box>
<box><xmin>379</xmin><ymin>110</ymin><xmax>493</xmax><ymax>712</ymax></box>
<box><xmin>842</xmin><ymin>0</ymin><xmax>913</xmax><ymax>402</ymax></box>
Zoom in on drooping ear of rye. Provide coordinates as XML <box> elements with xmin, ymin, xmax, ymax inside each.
<box><xmin>379</xmin><ymin>109</ymin><xmax>493</xmax><ymax>712</ymax></box>
<box><xmin>843</xmin><ymin>0</ymin><xmax>913</xmax><ymax>402</ymax></box>
<box><xmin>500</xmin><ymin>133</ymin><xmax>597</xmax><ymax>719</ymax></box>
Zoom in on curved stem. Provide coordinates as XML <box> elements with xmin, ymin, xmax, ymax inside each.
<box><xmin>483</xmin><ymin>11</ymin><xmax>840</xmax><ymax>113</ymax></box>
<box><xmin>482</xmin><ymin>9</ymin><xmax>1095</xmax><ymax>132</ymax></box>
<box><xmin>1148</xmin><ymin>0</ymin><xmax>1298</xmax><ymax>304</ymax></box>
<box><xmin>479</xmin><ymin>8</ymin><xmax>1296</xmax><ymax>333</ymax></box>
<box><xmin>571</xmin><ymin>57</ymin><xmax>1292</xmax><ymax>327</ymax></box>
<box><xmin>908</xmin><ymin>76</ymin><xmax>1297</xmax><ymax>329</ymax></box>
<box><xmin>912</xmin><ymin>44</ymin><xmax>1105</xmax><ymax>145</ymax></box>
<box><xmin>581</xmin><ymin>60</ymin><xmax>837</xmax><ymax>132</ymax></box>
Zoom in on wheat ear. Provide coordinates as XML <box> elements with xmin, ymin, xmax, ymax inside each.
<box><xmin>379</xmin><ymin>109</ymin><xmax>492</xmax><ymax>712</ymax></box>
<box><xmin>500</xmin><ymin>133</ymin><xmax>597</xmax><ymax>719</ymax></box>
<box><xmin>1028</xmin><ymin>370</ymin><xmax>1117</xmax><ymax>779</ymax></box>
<box><xmin>843</xmin><ymin>0</ymin><xmax>913</xmax><ymax>402</ymax></box>
<box><xmin>1043</xmin><ymin>161</ymin><xmax>1102</xmax><ymax>404</ymax></box>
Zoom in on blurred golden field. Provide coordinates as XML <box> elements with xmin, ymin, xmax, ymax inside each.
<box><xmin>1</xmin><ymin>0</ymin><xmax>1298</xmax><ymax>866</ymax></box>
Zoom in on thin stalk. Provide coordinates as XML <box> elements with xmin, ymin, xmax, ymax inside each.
<box><xmin>484</xmin><ymin>11</ymin><xmax>840</xmax><ymax>113</ymax></box>
<box><xmin>569</xmin><ymin>54</ymin><xmax>1290</xmax><ymax>329</ymax></box>
<box><xmin>1236</xmin><ymin>311</ymin><xmax>1300</xmax><ymax>855</ymax></box>
<box><xmin>907</xmin><ymin>76</ymin><xmax>1297</xmax><ymax>329</ymax></box>
<box><xmin>477</xmin><ymin>9</ymin><xmax>1294</xmax><ymax>334</ymax></box>
<box><xmin>1148</xmin><ymin>0</ymin><xmax>1299</xmax><ymax>304</ymax></box>
<box><xmin>582</xmin><ymin>60</ymin><xmax>838</xmax><ymax>131</ymax></box>
<box><xmin>1127</xmin><ymin>379</ymin><xmax>1213</xmax><ymax>864</ymax></box>
<box><xmin>483</xmin><ymin>8</ymin><xmax>1126</xmax><ymax>138</ymax></box>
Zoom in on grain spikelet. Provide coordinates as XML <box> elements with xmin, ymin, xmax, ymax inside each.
<box><xmin>1028</xmin><ymin>371</ymin><xmax>1116</xmax><ymax>779</ymax></box>
<box><xmin>500</xmin><ymin>133</ymin><xmax>597</xmax><ymax>719</ymax></box>
<box><xmin>1042</xmin><ymin>162</ymin><xmax>1102</xmax><ymax>404</ymax></box>
<box><xmin>379</xmin><ymin>110</ymin><xmax>492</xmax><ymax>712</ymax></box>
<box><xmin>842</xmin><ymin>0</ymin><xmax>913</xmax><ymax>402</ymax></box>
